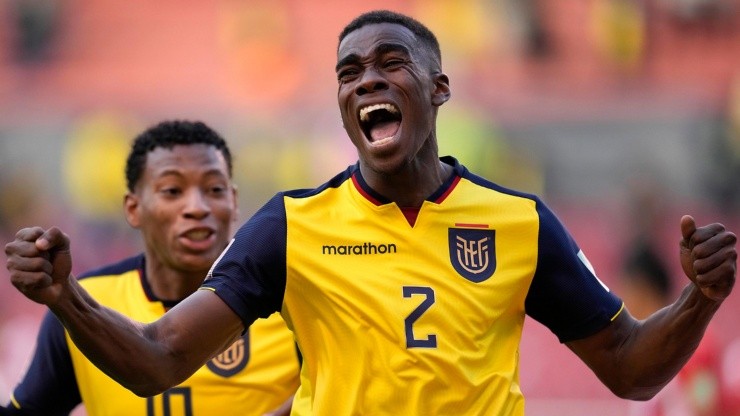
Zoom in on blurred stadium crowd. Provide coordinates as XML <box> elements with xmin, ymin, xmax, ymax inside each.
<box><xmin>1</xmin><ymin>1</ymin><xmax>739</xmax><ymax>415</ymax></box>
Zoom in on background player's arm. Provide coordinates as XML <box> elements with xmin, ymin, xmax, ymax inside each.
<box><xmin>4</xmin><ymin>312</ymin><xmax>82</xmax><ymax>414</ymax></box>
<box><xmin>6</xmin><ymin>227</ymin><xmax>245</xmax><ymax>397</ymax></box>
<box><xmin>566</xmin><ymin>216</ymin><xmax>736</xmax><ymax>400</ymax></box>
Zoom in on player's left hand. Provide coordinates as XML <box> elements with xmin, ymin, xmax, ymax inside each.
<box><xmin>680</xmin><ymin>215</ymin><xmax>737</xmax><ymax>302</ymax></box>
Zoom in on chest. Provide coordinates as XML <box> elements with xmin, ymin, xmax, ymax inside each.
<box><xmin>282</xmin><ymin>194</ymin><xmax>541</xmax><ymax>336</ymax></box>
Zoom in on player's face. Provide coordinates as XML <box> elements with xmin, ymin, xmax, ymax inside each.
<box><xmin>125</xmin><ymin>144</ymin><xmax>237</xmax><ymax>274</ymax></box>
<box><xmin>336</xmin><ymin>23</ymin><xmax>449</xmax><ymax>174</ymax></box>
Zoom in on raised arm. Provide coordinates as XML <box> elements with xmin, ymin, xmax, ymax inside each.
<box><xmin>5</xmin><ymin>226</ymin><xmax>245</xmax><ymax>397</ymax></box>
<box><xmin>567</xmin><ymin>215</ymin><xmax>736</xmax><ymax>400</ymax></box>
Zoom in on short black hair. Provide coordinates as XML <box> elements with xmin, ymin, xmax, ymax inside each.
<box><xmin>125</xmin><ymin>120</ymin><xmax>233</xmax><ymax>192</ymax></box>
<box><xmin>338</xmin><ymin>10</ymin><xmax>442</xmax><ymax>70</ymax></box>
<box><xmin>622</xmin><ymin>241</ymin><xmax>672</xmax><ymax>299</ymax></box>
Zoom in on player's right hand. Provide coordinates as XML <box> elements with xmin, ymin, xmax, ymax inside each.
<box><xmin>5</xmin><ymin>226</ymin><xmax>73</xmax><ymax>306</ymax></box>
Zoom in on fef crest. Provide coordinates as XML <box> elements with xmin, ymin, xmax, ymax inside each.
<box><xmin>207</xmin><ymin>331</ymin><xmax>250</xmax><ymax>377</ymax></box>
<box><xmin>448</xmin><ymin>227</ymin><xmax>496</xmax><ymax>282</ymax></box>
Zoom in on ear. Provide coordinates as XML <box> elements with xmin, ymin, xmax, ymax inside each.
<box><xmin>431</xmin><ymin>73</ymin><xmax>451</xmax><ymax>107</ymax></box>
<box><xmin>124</xmin><ymin>192</ymin><xmax>142</xmax><ymax>229</ymax></box>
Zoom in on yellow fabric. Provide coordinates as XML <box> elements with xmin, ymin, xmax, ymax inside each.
<box><xmin>282</xmin><ymin>175</ymin><xmax>539</xmax><ymax>415</ymax></box>
<box><xmin>67</xmin><ymin>270</ymin><xmax>300</xmax><ymax>416</ymax></box>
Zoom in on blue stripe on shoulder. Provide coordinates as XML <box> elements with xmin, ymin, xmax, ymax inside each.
<box><xmin>283</xmin><ymin>164</ymin><xmax>356</xmax><ymax>199</ymax></box>
<box><xmin>76</xmin><ymin>254</ymin><xmax>144</xmax><ymax>280</ymax></box>
<box><xmin>449</xmin><ymin>156</ymin><xmax>540</xmax><ymax>203</ymax></box>
<box><xmin>448</xmin><ymin>156</ymin><xmax>622</xmax><ymax>342</ymax></box>
<box><xmin>525</xmin><ymin>200</ymin><xmax>623</xmax><ymax>343</ymax></box>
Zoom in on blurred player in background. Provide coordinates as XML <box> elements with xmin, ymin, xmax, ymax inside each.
<box><xmin>619</xmin><ymin>178</ymin><xmax>731</xmax><ymax>416</ymax></box>
<box><xmin>2</xmin><ymin>120</ymin><xmax>300</xmax><ymax>415</ymax></box>
<box><xmin>621</xmin><ymin>240</ymin><xmax>726</xmax><ymax>416</ymax></box>
<box><xmin>4</xmin><ymin>10</ymin><xmax>737</xmax><ymax>415</ymax></box>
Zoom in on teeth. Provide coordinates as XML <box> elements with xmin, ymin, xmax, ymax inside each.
<box><xmin>359</xmin><ymin>103</ymin><xmax>399</xmax><ymax>122</ymax></box>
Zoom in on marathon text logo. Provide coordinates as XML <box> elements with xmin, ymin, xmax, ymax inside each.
<box><xmin>322</xmin><ymin>242</ymin><xmax>397</xmax><ymax>255</ymax></box>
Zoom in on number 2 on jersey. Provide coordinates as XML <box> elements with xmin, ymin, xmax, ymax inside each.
<box><xmin>403</xmin><ymin>286</ymin><xmax>437</xmax><ymax>348</ymax></box>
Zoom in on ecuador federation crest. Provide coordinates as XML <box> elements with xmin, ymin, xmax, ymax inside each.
<box><xmin>207</xmin><ymin>331</ymin><xmax>250</xmax><ymax>377</ymax></box>
<box><xmin>448</xmin><ymin>227</ymin><xmax>496</xmax><ymax>282</ymax></box>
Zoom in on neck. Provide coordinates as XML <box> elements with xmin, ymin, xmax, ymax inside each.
<box><xmin>360</xmin><ymin>157</ymin><xmax>452</xmax><ymax>208</ymax></box>
<box><xmin>144</xmin><ymin>259</ymin><xmax>205</xmax><ymax>302</ymax></box>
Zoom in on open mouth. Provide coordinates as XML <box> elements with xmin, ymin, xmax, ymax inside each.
<box><xmin>359</xmin><ymin>103</ymin><xmax>401</xmax><ymax>143</ymax></box>
<box><xmin>182</xmin><ymin>228</ymin><xmax>214</xmax><ymax>242</ymax></box>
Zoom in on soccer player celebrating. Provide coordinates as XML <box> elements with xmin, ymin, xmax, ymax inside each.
<box><xmin>3</xmin><ymin>120</ymin><xmax>300</xmax><ymax>415</ymax></box>
<box><xmin>5</xmin><ymin>11</ymin><xmax>737</xmax><ymax>415</ymax></box>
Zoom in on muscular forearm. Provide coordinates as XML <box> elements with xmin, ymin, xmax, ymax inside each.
<box><xmin>49</xmin><ymin>280</ymin><xmax>244</xmax><ymax>397</ymax></box>
<box><xmin>571</xmin><ymin>283</ymin><xmax>721</xmax><ymax>400</ymax></box>
<box><xmin>570</xmin><ymin>216</ymin><xmax>736</xmax><ymax>400</ymax></box>
<box><xmin>6</xmin><ymin>227</ymin><xmax>245</xmax><ymax>397</ymax></box>
<box><xmin>623</xmin><ymin>284</ymin><xmax>719</xmax><ymax>397</ymax></box>
<box><xmin>49</xmin><ymin>277</ymin><xmax>192</xmax><ymax>396</ymax></box>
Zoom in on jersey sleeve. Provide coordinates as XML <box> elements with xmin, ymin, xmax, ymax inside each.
<box><xmin>6</xmin><ymin>312</ymin><xmax>81</xmax><ymax>415</ymax></box>
<box><xmin>201</xmin><ymin>193</ymin><xmax>288</xmax><ymax>329</ymax></box>
<box><xmin>525</xmin><ymin>199</ymin><xmax>624</xmax><ymax>343</ymax></box>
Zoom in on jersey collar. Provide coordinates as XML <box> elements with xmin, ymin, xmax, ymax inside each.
<box><xmin>138</xmin><ymin>255</ymin><xmax>185</xmax><ymax>309</ymax></box>
<box><xmin>350</xmin><ymin>156</ymin><xmax>463</xmax><ymax>206</ymax></box>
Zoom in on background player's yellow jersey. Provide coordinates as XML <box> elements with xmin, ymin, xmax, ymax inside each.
<box><xmin>9</xmin><ymin>254</ymin><xmax>300</xmax><ymax>416</ymax></box>
<box><xmin>203</xmin><ymin>157</ymin><xmax>623</xmax><ymax>416</ymax></box>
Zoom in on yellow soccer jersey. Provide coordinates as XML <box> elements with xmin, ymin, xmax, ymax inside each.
<box><xmin>203</xmin><ymin>157</ymin><xmax>623</xmax><ymax>415</ymax></box>
<box><xmin>10</xmin><ymin>255</ymin><xmax>300</xmax><ymax>416</ymax></box>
